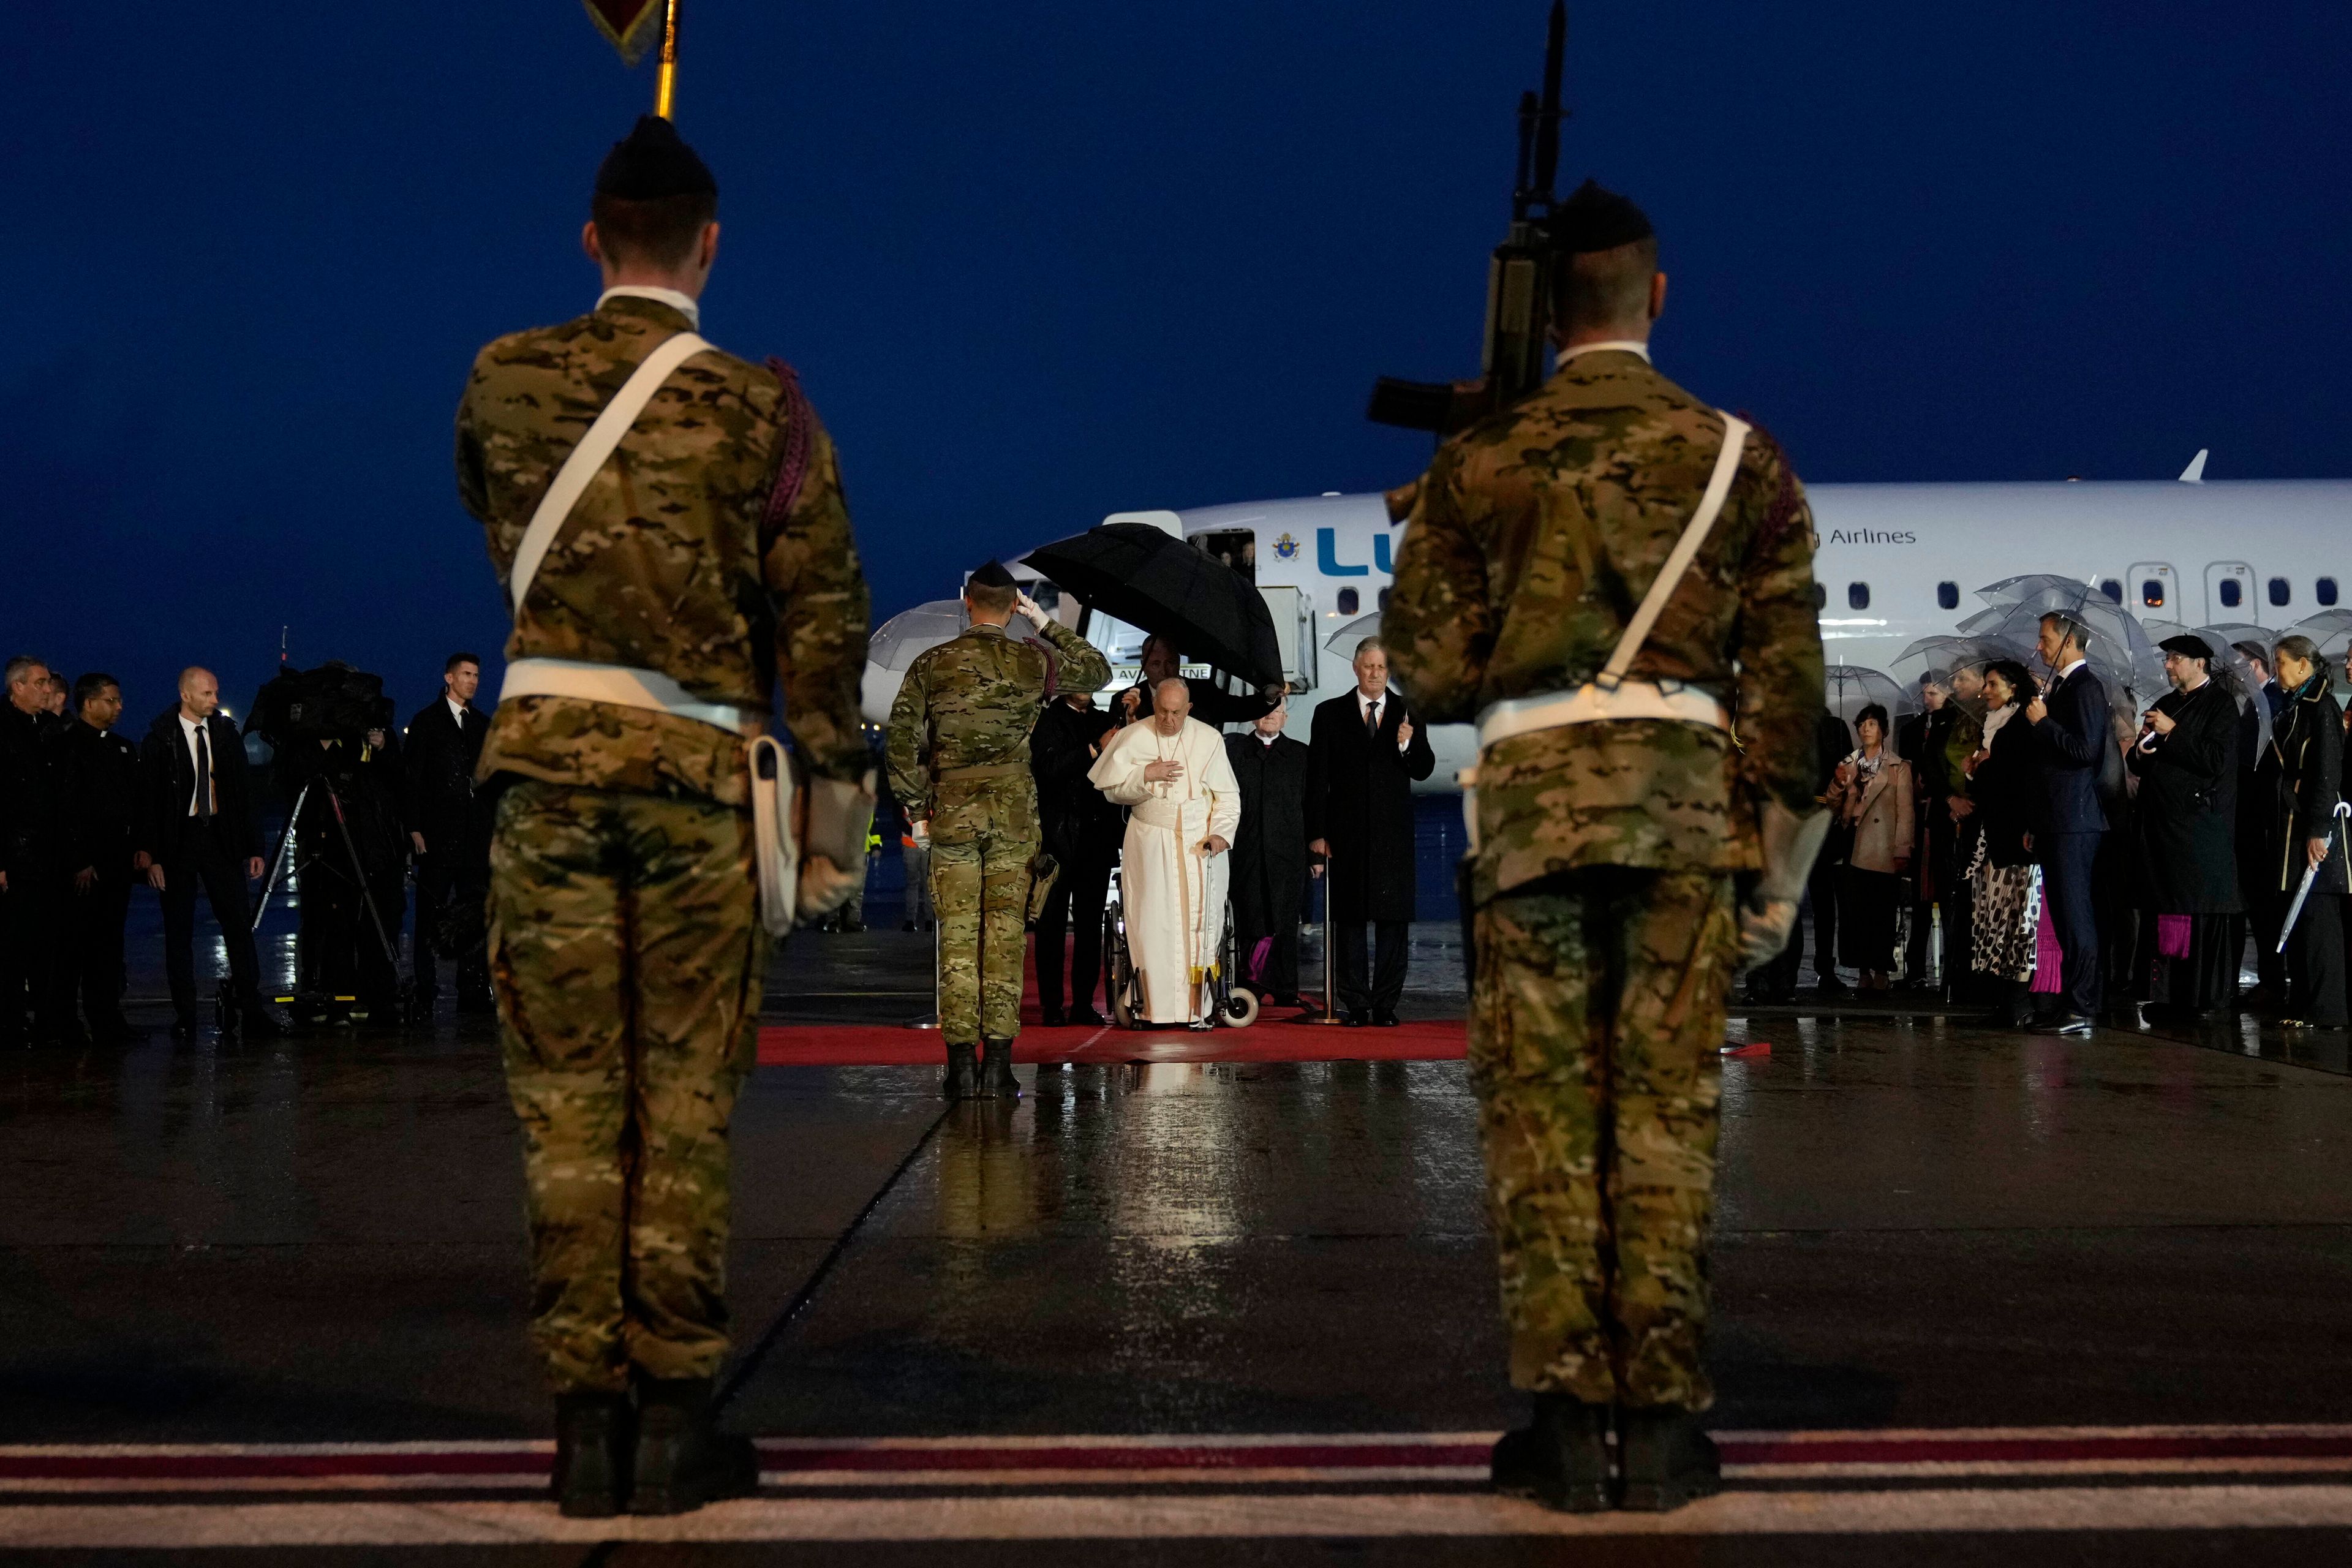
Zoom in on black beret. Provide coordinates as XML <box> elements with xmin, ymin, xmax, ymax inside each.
<box><xmin>1548</xmin><ymin>179</ymin><xmax>1654</xmax><ymax>255</ymax></box>
<box><xmin>2159</xmin><ymin>634</ymin><xmax>2214</xmax><ymax>661</ymax></box>
<box><xmin>968</xmin><ymin>559</ymin><xmax>1017</xmax><ymax>590</ymax></box>
<box><xmin>595</xmin><ymin>115</ymin><xmax>718</xmax><ymax>202</ymax></box>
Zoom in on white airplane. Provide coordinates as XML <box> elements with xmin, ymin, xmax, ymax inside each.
<box><xmin>864</xmin><ymin>453</ymin><xmax>2352</xmax><ymax>795</ymax></box>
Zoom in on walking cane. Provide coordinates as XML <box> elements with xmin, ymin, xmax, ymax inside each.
<box><xmin>1304</xmin><ymin>846</ymin><xmax>1346</xmax><ymax>1026</ymax></box>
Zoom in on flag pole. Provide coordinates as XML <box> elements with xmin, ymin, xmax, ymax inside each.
<box><xmin>654</xmin><ymin>0</ymin><xmax>681</xmax><ymax>118</ymax></box>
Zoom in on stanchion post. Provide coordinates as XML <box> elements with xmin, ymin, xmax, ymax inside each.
<box><xmin>1305</xmin><ymin>847</ymin><xmax>1346</xmax><ymax>1026</ymax></box>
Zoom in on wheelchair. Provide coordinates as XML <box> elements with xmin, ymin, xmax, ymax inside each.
<box><xmin>1101</xmin><ymin>865</ymin><xmax>1259</xmax><ymax>1030</ymax></box>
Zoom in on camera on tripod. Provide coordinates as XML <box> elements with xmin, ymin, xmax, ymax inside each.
<box><xmin>247</xmin><ymin>661</ymin><xmax>396</xmax><ymax>749</ymax></box>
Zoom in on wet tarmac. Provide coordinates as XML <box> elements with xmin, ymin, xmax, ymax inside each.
<box><xmin>4</xmin><ymin>900</ymin><xmax>2351</xmax><ymax>1560</ymax></box>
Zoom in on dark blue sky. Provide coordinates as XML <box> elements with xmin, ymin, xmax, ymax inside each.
<box><xmin>7</xmin><ymin>2</ymin><xmax>2350</xmax><ymax>720</ymax></box>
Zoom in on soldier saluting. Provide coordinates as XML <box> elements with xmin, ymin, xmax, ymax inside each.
<box><xmin>886</xmin><ymin>562</ymin><xmax>1109</xmax><ymax>1098</ymax></box>
<box><xmin>1385</xmin><ymin>182</ymin><xmax>1827</xmax><ymax>1512</ymax></box>
<box><xmin>456</xmin><ymin>116</ymin><xmax>872</xmax><ymax>1518</ymax></box>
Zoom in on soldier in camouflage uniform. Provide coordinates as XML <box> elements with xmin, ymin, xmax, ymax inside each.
<box><xmin>455</xmin><ymin>117</ymin><xmax>871</xmax><ymax>1519</ymax></box>
<box><xmin>886</xmin><ymin>561</ymin><xmax>1109</xmax><ymax>1099</ymax></box>
<box><xmin>1385</xmin><ymin>181</ymin><xmax>1825</xmax><ymax>1513</ymax></box>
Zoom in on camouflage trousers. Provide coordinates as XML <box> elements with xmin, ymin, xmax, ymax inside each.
<box><xmin>930</xmin><ymin>824</ymin><xmax>1036</xmax><ymax>1045</ymax></box>
<box><xmin>489</xmin><ymin>781</ymin><xmax>765</xmax><ymax>1395</ymax></box>
<box><xmin>1469</xmin><ymin>866</ymin><xmax>1737</xmax><ymax>1411</ymax></box>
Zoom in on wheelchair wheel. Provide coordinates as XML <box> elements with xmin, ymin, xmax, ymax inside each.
<box><xmin>1104</xmin><ymin>905</ymin><xmax>1137</xmax><ymax>1030</ymax></box>
<box><xmin>1219</xmin><ymin>986</ymin><xmax>1259</xmax><ymax>1028</ymax></box>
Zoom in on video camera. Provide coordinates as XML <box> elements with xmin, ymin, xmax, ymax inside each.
<box><xmin>246</xmin><ymin>661</ymin><xmax>396</xmax><ymax>748</ymax></box>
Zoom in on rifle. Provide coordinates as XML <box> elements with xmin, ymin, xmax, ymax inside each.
<box><xmin>1366</xmin><ymin>2</ymin><xmax>1569</xmax><ymax>437</ymax></box>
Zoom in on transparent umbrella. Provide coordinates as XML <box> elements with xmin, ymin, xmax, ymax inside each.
<box><xmin>861</xmin><ymin>599</ymin><xmax>968</xmax><ymax>723</ymax></box>
<box><xmin>1324</xmin><ymin>611</ymin><xmax>1384</xmax><ymax>655</ymax></box>
<box><xmin>2285</xmin><ymin>608</ymin><xmax>2352</xmax><ymax>660</ymax></box>
<box><xmin>1823</xmin><ymin>665</ymin><xmax>1915</xmax><ymax>739</ymax></box>
<box><xmin>1967</xmin><ymin>573</ymin><xmax>2166</xmax><ymax>697</ymax></box>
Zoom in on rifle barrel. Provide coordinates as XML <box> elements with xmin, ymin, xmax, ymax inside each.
<box><xmin>1532</xmin><ymin>1</ymin><xmax>1566</xmax><ymax>200</ymax></box>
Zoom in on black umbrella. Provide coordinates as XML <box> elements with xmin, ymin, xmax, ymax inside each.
<box><xmin>1020</xmin><ymin>523</ymin><xmax>1283</xmax><ymax>687</ymax></box>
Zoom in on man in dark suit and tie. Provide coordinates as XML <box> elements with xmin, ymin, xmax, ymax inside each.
<box><xmin>2026</xmin><ymin>612</ymin><xmax>2111</xmax><ymax>1035</ymax></box>
<box><xmin>136</xmin><ymin>666</ymin><xmax>279</xmax><ymax>1037</ymax></box>
<box><xmin>1305</xmin><ymin>638</ymin><xmax>1437</xmax><ymax>1024</ymax></box>
<box><xmin>405</xmin><ymin>652</ymin><xmax>494</xmax><ymax>1011</ymax></box>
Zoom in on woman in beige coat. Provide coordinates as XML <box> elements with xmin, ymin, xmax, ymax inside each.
<box><xmin>1826</xmin><ymin>703</ymin><xmax>1915</xmax><ymax>990</ymax></box>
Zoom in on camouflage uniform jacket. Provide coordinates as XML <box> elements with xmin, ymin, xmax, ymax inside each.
<box><xmin>455</xmin><ymin>295</ymin><xmax>870</xmax><ymax>805</ymax></box>
<box><xmin>885</xmin><ymin>621</ymin><xmax>1110</xmax><ymax>830</ymax></box>
<box><xmin>1384</xmin><ymin>349</ymin><xmax>1825</xmax><ymax>904</ymax></box>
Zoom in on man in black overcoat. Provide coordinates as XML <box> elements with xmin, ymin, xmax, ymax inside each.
<box><xmin>1030</xmin><ymin>687</ymin><xmax>1119</xmax><ymax>1025</ymax></box>
<box><xmin>1305</xmin><ymin>639</ymin><xmax>1435</xmax><ymax>1025</ymax></box>
<box><xmin>1225</xmin><ymin>695</ymin><xmax>1310</xmax><ymax>1010</ymax></box>
<box><xmin>2024</xmin><ymin>614</ymin><xmax>2112</xmax><ymax>1034</ymax></box>
<box><xmin>136</xmin><ymin>666</ymin><xmax>279</xmax><ymax>1038</ymax></box>
<box><xmin>61</xmin><ymin>673</ymin><xmax>145</xmax><ymax>1042</ymax></box>
<box><xmin>2127</xmin><ymin>636</ymin><xmax>2241</xmax><ymax>1015</ymax></box>
<box><xmin>1</xmin><ymin>655</ymin><xmax>75</xmax><ymax>1046</ymax></box>
<box><xmin>405</xmin><ymin>653</ymin><xmax>494</xmax><ymax>1011</ymax></box>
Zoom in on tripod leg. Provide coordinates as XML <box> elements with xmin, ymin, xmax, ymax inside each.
<box><xmin>322</xmin><ymin>782</ymin><xmax>405</xmax><ymax>978</ymax></box>
<box><xmin>251</xmin><ymin>782</ymin><xmax>311</xmax><ymax>936</ymax></box>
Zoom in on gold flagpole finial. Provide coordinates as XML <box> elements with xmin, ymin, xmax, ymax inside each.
<box><xmin>654</xmin><ymin>0</ymin><xmax>681</xmax><ymax>119</ymax></box>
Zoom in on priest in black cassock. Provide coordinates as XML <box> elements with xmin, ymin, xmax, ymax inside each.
<box><xmin>2128</xmin><ymin>635</ymin><xmax>2243</xmax><ymax>1016</ymax></box>
<box><xmin>1225</xmin><ymin>695</ymin><xmax>1311</xmax><ymax>1011</ymax></box>
<box><xmin>1305</xmin><ymin>639</ymin><xmax>1436</xmax><ymax>1025</ymax></box>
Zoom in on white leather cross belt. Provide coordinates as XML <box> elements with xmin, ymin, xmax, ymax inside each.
<box><xmin>499</xmin><ymin>656</ymin><xmax>763</xmax><ymax>738</ymax></box>
<box><xmin>1476</xmin><ymin>681</ymin><xmax>1731</xmax><ymax>752</ymax></box>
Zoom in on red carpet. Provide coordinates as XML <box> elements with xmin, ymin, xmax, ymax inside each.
<box><xmin>756</xmin><ymin>1017</ymin><xmax>1466</xmax><ymax>1067</ymax></box>
<box><xmin>760</xmin><ymin>932</ymin><xmax>1467</xmax><ymax>1065</ymax></box>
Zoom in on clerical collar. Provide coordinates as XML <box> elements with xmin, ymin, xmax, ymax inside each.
<box><xmin>598</xmin><ymin>285</ymin><xmax>701</xmax><ymax>328</ymax></box>
<box><xmin>1557</xmin><ymin>339</ymin><xmax>1651</xmax><ymax>372</ymax></box>
<box><xmin>1257</xmin><ymin>731</ymin><xmax>1279</xmax><ymax>745</ymax></box>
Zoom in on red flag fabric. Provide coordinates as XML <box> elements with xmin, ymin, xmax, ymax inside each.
<box><xmin>581</xmin><ymin>0</ymin><xmax>664</xmax><ymax>66</ymax></box>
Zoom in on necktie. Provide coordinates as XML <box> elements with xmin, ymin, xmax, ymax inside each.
<box><xmin>1365</xmin><ymin>699</ymin><xmax>1380</xmax><ymax>737</ymax></box>
<box><xmin>194</xmin><ymin>725</ymin><xmax>214</xmax><ymax>821</ymax></box>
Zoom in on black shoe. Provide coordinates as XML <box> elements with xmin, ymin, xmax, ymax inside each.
<box><xmin>1270</xmin><ymin>995</ymin><xmax>1304</xmax><ymax>1009</ymax></box>
<box><xmin>89</xmin><ymin>1016</ymin><xmax>145</xmax><ymax>1044</ymax></box>
<box><xmin>456</xmin><ymin>989</ymin><xmax>497</xmax><ymax>1017</ymax></box>
<box><xmin>628</xmin><ymin>1377</ymin><xmax>758</xmax><ymax>1517</ymax></box>
<box><xmin>978</xmin><ymin>1039</ymin><xmax>1020</xmax><ymax>1099</ymax></box>
<box><xmin>2045</xmin><ymin>1012</ymin><xmax>2095</xmax><ymax>1038</ymax></box>
<box><xmin>240</xmin><ymin>1006</ymin><xmax>288</xmax><ymax>1038</ymax></box>
<box><xmin>1066</xmin><ymin>1005</ymin><xmax>1105</xmax><ymax>1027</ymax></box>
<box><xmin>1040</xmin><ymin>1006</ymin><xmax>1068</xmax><ymax>1028</ymax></box>
<box><xmin>1344</xmin><ymin>1011</ymin><xmax>1369</xmax><ymax>1028</ymax></box>
<box><xmin>1616</xmin><ymin>1407</ymin><xmax>1721</xmax><ymax>1512</ymax></box>
<box><xmin>902</xmin><ymin>919</ymin><xmax>918</xmax><ymax>932</ymax></box>
<box><xmin>941</xmin><ymin>1041</ymin><xmax>977</xmax><ymax>1101</ymax></box>
<box><xmin>552</xmin><ymin>1392</ymin><xmax>631</xmax><ymax>1519</ymax></box>
<box><xmin>170</xmin><ymin>1010</ymin><xmax>198</xmax><ymax>1039</ymax></box>
<box><xmin>1490</xmin><ymin>1395</ymin><xmax>1612</xmax><ymax>1513</ymax></box>
<box><xmin>1371</xmin><ymin>1010</ymin><xmax>1400</xmax><ymax>1027</ymax></box>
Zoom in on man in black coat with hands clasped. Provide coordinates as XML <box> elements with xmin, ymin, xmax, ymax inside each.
<box><xmin>61</xmin><ymin>673</ymin><xmax>145</xmax><ymax>1042</ymax></box>
<box><xmin>2025</xmin><ymin>613</ymin><xmax>2113</xmax><ymax>1035</ymax></box>
<box><xmin>1226</xmin><ymin>695</ymin><xmax>1311</xmax><ymax>1011</ymax></box>
<box><xmin>137</xmin><ymin>666</ymin><xmax>279</xmax><ymax>1038</ymax></box>
<box><xmin>1030</xmin><ymin>687</ymin><xmax>1120</xmax><ymax>1025</ymax></box>
<box><xmin>405</xmin><ymin>653</ymin><xmax>494</xmax><ymax>1012</ymax></box>
<box><xmin>1306</xmin><ymin>638</ymin><xmax>1436</xmax><ymax>1025</ymax></box>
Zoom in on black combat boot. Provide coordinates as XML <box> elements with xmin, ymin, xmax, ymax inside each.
<box><xmin>551</xmin><ymin>1391</ymin><xmax>630</xmax><ymax>1518</ymax></box>
<box><xmin>1616</xmin><ymin>1406</ymin><xmax>1721</xmax><ymax>1512</ymax></box>
<box><xmin>628</xmin><ymin>1376</ymin><xmax>759</xmax><ymax>1516</ymax></box>
<box><xmin>976</xmin><ymin>1038</ymin><xmax>1020</xmax><ymax>1100</ymax></box>
<box><xmin>1490</xmin><ymin>1394</ymin><xmax>1612</xmax><ymax>1513</ymax></box>
<box><xmin>941</xmin><ymin>1041</ymin><xmax>977</xmax><ymax>1100</ymax></box>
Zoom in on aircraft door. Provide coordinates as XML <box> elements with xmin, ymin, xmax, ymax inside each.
<box><xmin>2125</xmin><ymin>561</ymin><xmax>2177</xmax><ymax>615</ymax></box>
<box><xmin>2203</xmin><ymin>560</ymin><xmax>2256</xmax><ymax>624</ymax></box>
<box><xmin>1256</xmin><ymin>584</ymin><xmax>1316</xmax><ymax>693</ymax></box>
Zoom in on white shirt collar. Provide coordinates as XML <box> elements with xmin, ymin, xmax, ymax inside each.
<box><xmin>1556</xmin><ymin>339</ymin><xmax>1652</xmax><ymax>372</ymax></box>
<box><xmin>1358</xmin><ymin>689</ymin><xmax>1384</xmax><ymax>710</ymax></box>
<box><xmin>1257</xmin><ymin>730</ymin><xmax>1280</xmax><ymax>745</ymax></box>
<box><xmin>2057</xmin><ymin>658</ymin><xmax>2088</xmax><ymax>680</ymax></box>
<box><xmin>447</xmin><ymin>695</ymin><xmax>469</xmax><ymax>725</ymax></box>
<box><xmin>178</xmin><ymin>712</ymin><xmax>203</xmax><ymax>737</ymax></box>
<box><xmin>598</xmin><ymin>285</ymin><xmax>701</xmax><ymax>329</ymax></box>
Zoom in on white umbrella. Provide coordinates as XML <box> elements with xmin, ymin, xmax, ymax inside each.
<box><xmin>860</xmin><ymin>600</ymin><xmax>967</xmax><ymax>723</ymax></box>
<box><xmin>1324</xmin><ymin>611</ymin><xmax>1384</xmax><ymax>655</ymax></box>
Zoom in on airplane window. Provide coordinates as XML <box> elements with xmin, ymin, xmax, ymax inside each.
<box><xmin>1848</xmin><ymin>582</ymin><xmax>1870</xmax><ymax>611</ymax></box>
<box><xmin>1378</xmin><ymin>587</ymin><xmax>1391</xmax><ymax>611</ymax></box>
<box><xmin>1336</xmin><ymin>587</ymin><xmax>1359</xmax><ymax>616</ymax></box>
<box><xmin>2099</xmin><ymin>579</ymin><xmax>2124</xmax><ymax>603</ymax></box>
<box><xmin>2219</xmin><ymin>579</ymin><xmax>2243</xmax><ymax>609</ymax></box>
<box><xmin>2141</xmin><ymin>579</ymin><xmax>2165</xmax><ymax>608</ymax></box>
<box><xmin>2269</xmin><ymin>577</ymin><xmax>2291</xmax><ymax>608</ymax></box>
<box><xmin>1811</xmin><ymin>583</ymin><xmax>1827</xmax><ymax>611</ymax></box>
<box><xmin>2321</xmin><ymin>578</ymin><xmax>2342</xmax><ymax>607</ymax></box>
<box><xmin>1936</xmin><ymin>581</ymin><xmax>1959</xmax><ymax>611</ymax></box>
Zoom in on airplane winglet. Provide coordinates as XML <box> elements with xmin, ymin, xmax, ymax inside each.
<box><xmin>2179</xmin><ymin>449</ymin><xmax>2208</xmax><ymax>483</ymax></box>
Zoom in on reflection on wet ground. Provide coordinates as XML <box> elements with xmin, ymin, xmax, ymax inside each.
<box><xmin>8</xmin><ymin>908</ymin><xmax>2352</xmax><ymax>1558</ymax></box>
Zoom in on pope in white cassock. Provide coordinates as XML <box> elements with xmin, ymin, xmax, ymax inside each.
<box><xmin>1089</xmin><ymin>679</ymin><xmax>1243</xmax><ymax>1026</ymax></box>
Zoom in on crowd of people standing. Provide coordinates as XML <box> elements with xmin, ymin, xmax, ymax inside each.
<box><xmin>1754</xmin><ymin>612</ymin><xmax>2352</xmax><ymax>1031</ymax></box>
<box><xmin>0</xmin><ymin>651</ymin><xmax>497</xmax><ymax>1046</ymax></box>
